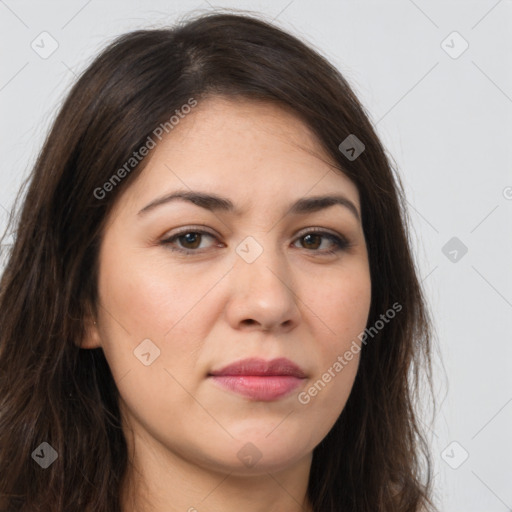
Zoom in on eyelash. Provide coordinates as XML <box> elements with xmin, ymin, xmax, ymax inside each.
<box><xmin>159</xmin><ymin>226</ymin><xmax>351</xmax><ymax>256</ymax></box>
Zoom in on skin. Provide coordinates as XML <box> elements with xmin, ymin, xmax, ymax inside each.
<box><xmin>82</xmin><ymin>96</ymin><xmax>372</xmax><ymax>512</ymax></box>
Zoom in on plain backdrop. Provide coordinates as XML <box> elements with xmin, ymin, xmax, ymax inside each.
<box><xmin>1</xmin><ymin>1</ymin><xmax>511</xmax><ymax>510</ymax></box>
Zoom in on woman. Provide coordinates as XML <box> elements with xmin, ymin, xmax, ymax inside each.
<box><xmin>0</xmin><ymin>11</ymin><xmax>437</xmax><ymax>512</ymax></box>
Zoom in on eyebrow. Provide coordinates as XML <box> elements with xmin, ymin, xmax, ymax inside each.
<box><xmin>137</xmin><ymin>190</ymin><xmax>360</xmax><ymax>222</ymax></box>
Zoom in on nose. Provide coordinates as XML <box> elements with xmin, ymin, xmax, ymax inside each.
<box><xmin>224</xmin><ymin>239</ymin><xmax>301</xmax><ymax>333</ymax></box>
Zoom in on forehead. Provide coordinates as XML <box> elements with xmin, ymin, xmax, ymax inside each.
<box><xmin>164</xmin><ymin>95</ymin><xmax>332</xmax><ymax>161</ymax></box>
<box><xmin>118</xmin><ymin>96</ymin><xmax>360</xmax><ymax>214</ymax></box>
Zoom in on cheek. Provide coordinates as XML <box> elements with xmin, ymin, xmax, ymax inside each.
<box><xmin>95</xmin><ymin>249</ymin><xmax>218</xmax><ymax>433</ymax></box>
<box><xmin>308</xmin><ymin>262</ymin><xmax>372</xmax><ymax>346</ymax></box>
<box><xmin>97</xmin><ymin>240</ymin><xmax>223</xmax><ymax>339</ymax></box>
<box><xmin>95</xmin><ymin>240</ymin><xmax>230</xmax><ymax>398</ymax></box>
<box><xmin>299</xmin><ymin>263</ymin><xmax>370</xmax><ymax>414</ymax></box>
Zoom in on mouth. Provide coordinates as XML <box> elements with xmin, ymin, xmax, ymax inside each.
<box><xmin>208</xmin><ymin>357</ymin><xmax>307</xmax><ymax>401</ymax></box>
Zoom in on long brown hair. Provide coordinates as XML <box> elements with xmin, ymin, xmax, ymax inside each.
<box><xmin>0</xmin><ymin>10</ymin><xmax>437</xmax><ymax>511</ymax></box>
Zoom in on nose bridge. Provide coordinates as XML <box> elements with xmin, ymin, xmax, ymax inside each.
<box><xmin>234</xmin><ymin>232</ymin><xmax>287</xmax><ymax>286</ymax></box>
<box><xmin>228</xmin><ymin>231</ymin><xmax>299</xmax><ymax>330</ymax></box>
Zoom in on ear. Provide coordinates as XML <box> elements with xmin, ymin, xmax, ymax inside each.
<box><xmin>77</xmin><ymin>302</ymin><xmax>102</xmax><ymax>349</ymax></box>
<box><xmin>79</xmin><ymin>316</ymin><xmax>102</xmax><ymax>349</ymax></box>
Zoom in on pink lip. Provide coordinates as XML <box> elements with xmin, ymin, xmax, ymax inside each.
<box><xmin>208</xmin><ymin>357</ymin><xmax>306</xmax><ymax>401</ymax></box>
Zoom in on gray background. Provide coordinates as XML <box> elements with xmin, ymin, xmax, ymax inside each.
<box><xmin>1</xmin><ymin>1</ymin><xmax>511</xmax><ymax>510</ymax></box>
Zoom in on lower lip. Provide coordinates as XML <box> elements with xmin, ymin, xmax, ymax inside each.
<box><xmin>209</xmin><ymin>375</ymin><xmax>304</xmax><ymax>401</ymax></box>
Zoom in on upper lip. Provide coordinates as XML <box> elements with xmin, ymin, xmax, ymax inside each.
<box><xmin>209</xmin><ymin>357</ymin><xmax>307</xmax><ymax>378</ymax></box>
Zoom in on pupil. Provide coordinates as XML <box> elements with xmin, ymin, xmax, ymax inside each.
<box><xmin>304</xmin><ymin>234</ymin><xmax>320</xmax><ymax>249</ymax></box>
<box><xmin>183</xmin><ymin>233</ymin><xmax>200</xmax><ymax>248</ymax></box>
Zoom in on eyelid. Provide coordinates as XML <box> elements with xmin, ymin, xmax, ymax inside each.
<box><xmin>159</xmin><ymin>226</ymin><xmax>222</xmax><ymax>253</ymax></box>
<box><xmin>160</xmin><ymin>225</ymin><xmax>351</xmax><ymax>254</ymax></box>
<box><xmin>294</xmin><ymin>226</ymin><xmax>347</xmax><ymax>240</ymax></box>
<box><xmin>161</xmin><ymin>224</ymin><xmax>218</xmax><ymax>239</ymax></box>
<box><xmin>162</xmin><ymin>225</ymin><xmax>347</xmax><ymax>240</ymax></box>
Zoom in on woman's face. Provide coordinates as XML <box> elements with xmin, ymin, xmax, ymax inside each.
<box><xmin>87</xmin><ymin>96</ymin><xmax>371</xmax><ymax>476</ymax></box>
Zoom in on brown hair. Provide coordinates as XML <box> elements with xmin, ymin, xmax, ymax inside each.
<box><xmin>0</xmin><ymin>10</ymin><xmax>437</xmax><ymax>511</ymax></box>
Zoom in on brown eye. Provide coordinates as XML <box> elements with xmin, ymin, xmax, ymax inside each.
<box><xmin>294</xmin><ymin>230</ymin><xmax>350</xmax><ymax>255</ymax></box>
<box><xmin>176</xmin><ymin>232</ymin><xmax>202</xmax><ymax>250</ymax></box>
<box><xmin>161</xmin><ymin>230</ymin><xmax>219</xmax><ymax>254</ymax></box>
<box><xmin>301</xmin><ymin>233</ymin><xmax>322</xmax><ymax>250</ymax></box>
<box><xmin>160</xmin><ymin>227</ymin><xmax>350</xmax><ymax>256</ymax></box>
